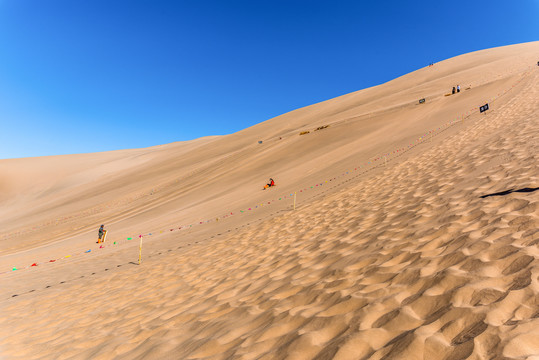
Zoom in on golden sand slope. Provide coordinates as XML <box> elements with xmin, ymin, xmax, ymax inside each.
<box><xmin>0</xmin><ymin>42</ymin><xmax>538</xmax><ymax>359</ymax></box>
<box><xmin>1</xmin><ymin>42</ymin><xmax>537</xmax><ymax>259</ymax></box>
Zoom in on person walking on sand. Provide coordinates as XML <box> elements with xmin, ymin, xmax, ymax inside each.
<box><xmin>452</xmin><ymin>87</ymin><xmax>456</xmax><ymax>94</ymax></box>
<box><xmin>457</xmin><ymin>85</ymin><xmax>460</xmax><ymax>93</ymax></box>
<box><xmin>97</xmin><ymin>224</ymin><xmax>105</xmax><ymax>243</ymax></box>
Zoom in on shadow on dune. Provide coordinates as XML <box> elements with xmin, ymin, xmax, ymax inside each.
<box><xmin>480</xmin><ymin>187</ymin><xmax>539</xmax><ymax>198</ymax></box>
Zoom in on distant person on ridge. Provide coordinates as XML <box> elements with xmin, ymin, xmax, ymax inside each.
<box><xmin>452</xmin><ymin>87</ymin><xmax>456</xmax><ymax>94</ymax></box>
<box><xmin>264</xmin><ymin>178</ymin><xmax>275</xmax><ymax>189</ymax></box>
<box><xmin>457</xmin><ymin>85</ymin><xmax>460</xmax><ymax>93</ymax></box>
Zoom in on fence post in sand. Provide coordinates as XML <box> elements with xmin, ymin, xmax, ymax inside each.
<box><xmin>138</xmin><ymin>235</ymin><xmax>143</xmax><ymax>265</ymax></box>
<box><xmin>293</xmin><ymin>192</ymin><xmax>297</xmax><ymax>210</ymax></box>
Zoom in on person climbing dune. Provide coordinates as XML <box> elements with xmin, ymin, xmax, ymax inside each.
<box><xmin>97</xmin><ymin>224</ymin><xmax>107</xmax><ymax>243</ymax></box>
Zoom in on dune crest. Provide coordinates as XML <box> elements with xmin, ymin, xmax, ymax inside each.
<box><xmin>1</xmin><ymin>41</ymin><xmax>538</xmax><ymax>359</ymax></box>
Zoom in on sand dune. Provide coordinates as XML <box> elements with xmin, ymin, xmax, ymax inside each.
<box><xmin>0</xmin><ymin>42</ymin><xmax>538</xmax><ymax>359</ymax></box>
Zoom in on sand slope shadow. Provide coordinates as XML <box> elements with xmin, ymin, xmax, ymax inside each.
<box><xmin>480</xmin><ymin>187</ymin><xmax>539</xmax><ymax>198</ymax></box>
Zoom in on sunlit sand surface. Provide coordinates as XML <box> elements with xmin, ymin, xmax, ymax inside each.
<box><xmin>1</xmin><ymin>42</ymin><xmax>538</xmax><ymax>359</ymax></box>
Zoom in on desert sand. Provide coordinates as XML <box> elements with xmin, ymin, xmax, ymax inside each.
<box><xmin>0</xmin><ymin>42</ymin><xmax>538</xmax><ymax>359</ymax></box>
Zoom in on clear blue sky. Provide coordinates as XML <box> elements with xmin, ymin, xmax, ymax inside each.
<box><xmin>1</xmin><ymin>1</ymin><xmax>537</xmax><ymax>159</ymax></box>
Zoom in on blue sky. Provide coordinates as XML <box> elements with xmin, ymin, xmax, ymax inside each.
<box><xmin>0</xmin><ymin>1</ymin><xmax>537</xmax><ymax>159</ymax></box>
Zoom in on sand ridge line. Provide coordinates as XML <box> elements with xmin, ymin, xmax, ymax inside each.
<box><xmin>3</xmin><ymin>64</ymin><xmax>536</xmax><ymax>253</ymax></box>
<box><xmin>2</xmin><ymin>44</ymin><xmax>539</xmax><ymax>359</ymax></box>
<box><xmin>9</xmin><ymin>74</ymin><xmax>539</xmax><ymax>344</ymax></box>
<box><xmin>2</xmin><ymin>67</ymin><xmax>533</xmax><ymax>278</ymax></box>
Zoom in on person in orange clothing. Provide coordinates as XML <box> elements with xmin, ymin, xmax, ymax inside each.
<box><xmin>264</xmin><ymin>178</ymin><xmax>275</xmax><ymax>189</ymax></box>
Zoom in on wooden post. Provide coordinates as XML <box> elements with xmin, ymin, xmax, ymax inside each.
<box><xmin>138</xmin><ymin>235</ymin><xmax>143</xmax><ymax>265</ymax></box>
<box><xmin>293</xmin><ymin>192</ymin><xmax>297</xmax><ymax>210</ymax></box>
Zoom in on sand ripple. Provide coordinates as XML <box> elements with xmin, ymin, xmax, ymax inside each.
<box><xmin>1</xmin><ymin>55</ymin><xmax>538</xmax><ymax>360</ymax></box>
